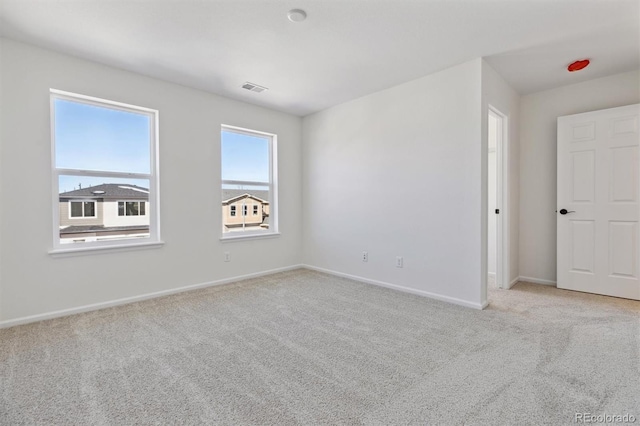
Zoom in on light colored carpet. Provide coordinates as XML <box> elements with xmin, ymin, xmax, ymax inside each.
<box><xmin>1</xmin><ymin>269</ymin><xmax>638</xmax><ymax>425</ymax></box>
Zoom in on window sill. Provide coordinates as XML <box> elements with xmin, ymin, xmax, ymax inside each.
<box><xmin>220</xmin><ymin>232</ymin><xmax>281</xmax><ymax>242</ymax></box>
<box><xmin>49</xmin><ymin>241</ymin><xmax>165</xmax><ymax>258</ymax></box>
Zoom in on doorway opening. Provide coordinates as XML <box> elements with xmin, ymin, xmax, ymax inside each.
<box><xmin>487</xmin><ymin>106</ymin><xmax>508</xmax><ymax>291</ymax></box>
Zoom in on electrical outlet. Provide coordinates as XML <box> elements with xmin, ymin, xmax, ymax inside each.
<box><xmin>362</xmin><ymin>251</ymin><xmax>368</xmax><ymax>262</ymax></box>
<box><xmin>395</xmin><ymin>256</ymin><xmax>403</xmax><ymax>268</ymax></box>
<box><xmin>224</xmin><ymin>252</ymin><xmax>230</xmax><ymax>262</ymax></box>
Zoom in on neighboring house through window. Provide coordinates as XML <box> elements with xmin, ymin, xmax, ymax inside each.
<box><xmin>221</xmin><ymin>125</ymin><xmax>277</xmax><ymax>237</ymax></box>
<box><xmin>51</xmin><ymin>90</ymin><xmax>160</xmax><ymax>250</ymax></box>
<box><xmin>59</xmin><ymin>184</ymin><xmax>150</xmax><ymax>243</ymax></box>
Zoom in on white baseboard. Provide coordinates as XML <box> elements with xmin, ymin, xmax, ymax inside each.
<box><xmin>302</xmin><ymin>264</ymin><xmax>485</xmax><ymax>310</ymax></box>
<box><xmin>509</xmin><ymin>277</ymin><xmax>519</xmax><ymax>289</ymax></box>
<box><xmin>0</xmin><ymin>264</ymin><xmax>304</xmax><ymax>329</ymax></box>
<box><xmin>517</xmin><ymin>275</ymin><xmax>557</xmax><ymax>286</ymax></box>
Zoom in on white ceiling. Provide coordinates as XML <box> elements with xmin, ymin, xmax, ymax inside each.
<box><xmin>1</xmin><ymin>0</ymin><xmax>638</xmax><ymax>116</ymax></box>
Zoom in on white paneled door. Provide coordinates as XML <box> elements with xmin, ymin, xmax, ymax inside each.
<box><xmin>557</xmin><ymin>104</ymin><xmax>640</xmax><ymax>300</ymax></box>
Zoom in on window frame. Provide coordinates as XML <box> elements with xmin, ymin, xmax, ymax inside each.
<box><xmin>220</xmin><ymin>125</ymin><xmax>278</xmax><ymax>240</ymax></box>
<box><xmin>69</xmin><ymin>200</ymin><xmax>97</xmax><ymax>219</ymax></box>
<box><xmin>50</xmin><ymin>89</ymin><xmax>161</xmax><ymax>255</ymax></box>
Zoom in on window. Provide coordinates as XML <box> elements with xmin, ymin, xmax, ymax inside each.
<box><xmin>221</xmin><ymin>126</ymin><xmax>277</xmax><ymax>237</ymax></box>
<box><xmin>70</xmin><ymin>201</ymin><xmax>96</xmax><ymax>218</ymax></box>
<box><xmin>118</xmin><ymin>201</ymin><xmax>146</xmax><ymax>216</ymax></box>
<box><xmin>51</xmin><ymin>90</ymin><xmax>160</xmax><ymax>252</ymax></box>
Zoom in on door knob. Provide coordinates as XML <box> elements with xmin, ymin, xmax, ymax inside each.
<box><xmin>559</xmin><ymin>209</ymin><xmax>575</xmax><ymax>215</ymax></box>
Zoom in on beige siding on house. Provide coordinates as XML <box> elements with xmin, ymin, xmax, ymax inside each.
<box><xmin>59</xmin><ymin>200</ymin><xmax>103</xmax><ymax>227</ymax></box>
<box><xmin>223</xmin><ymin>198</ymin><xmax>268</xmax><ymax>228</ymax></box>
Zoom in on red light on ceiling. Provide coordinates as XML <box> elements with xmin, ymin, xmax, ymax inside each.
<box><xmin>568</xmin><ymin>59</ymin><xmax>590</xmax><ymax>72</ymax></box>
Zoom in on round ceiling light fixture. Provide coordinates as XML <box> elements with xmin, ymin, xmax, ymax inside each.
<box><xmin>287</xmin><ymin>9</ymin><xmax>307</xmax><ymax>22</ymax></box>
<box><xmin>567</xmin><ymin>59</ymin><xmax>590</xmax><ymax>72</ymax></box>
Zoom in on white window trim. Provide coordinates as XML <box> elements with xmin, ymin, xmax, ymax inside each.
<box><xmin>68</xmin><ymin>200</ymin><xmax>97</xmax><ymax>219</ymax></box>
<box><xmin>220</xmin><ymin>124</ymin><xmax>278</xmax><ymax>241</ymax></box>
<box><xmin>49</xmin><ymin>241</ymin><xmax>164</xmax><ymax>258</ymax></box>
<box><xmin>50</xmin><ymin>89</ymin><xmax>162</xmax><ymax>255</ymax></box>
<box><xmin>117</xmin><ymin>200</ymin><xmax>147</xmax><ymax>216</ymax></box>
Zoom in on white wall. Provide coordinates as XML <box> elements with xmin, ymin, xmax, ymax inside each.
<box><xmin>0</xmin><ymin>39</ymin><xmax>303</xmax><ymax>323</ymax></box>
<box><xmin>519</xmin><ymin>70</ymin><xmax>640</xmax><ymax>283</ymax></box>
<box><xmin>0</xmin><ymin>43</ymin><xmax>3</xmax><ymax>321</ymax></box>
<box><xmin>302</xmin><ymin>59</ymin><xmax>485</xmax><ymax>308</ymax></box>
<box><xmin>481</xmin><ymin>61</ymin><xmax>521</xmax><ymax>298</ymax></box>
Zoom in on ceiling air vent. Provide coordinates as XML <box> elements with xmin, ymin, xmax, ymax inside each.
<box><xmin>241</xmin><ymin>82</ymin><xmax>268</xmax><ymax>93</ymax></box>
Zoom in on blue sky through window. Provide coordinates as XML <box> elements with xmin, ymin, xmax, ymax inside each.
<box><xmin>55</xmin><ymin>99</ymin><xmax>150</xmax><ymax>174</ymax></box>
<box><xmin>221</xmin><ymin>130</ymin><xmax>269</xmax><ymax>183</ymax></box>
<box><xmin>55</xmin><ymin>99</ymin><xmax>270</xmax><ymax>193</ymax></box>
